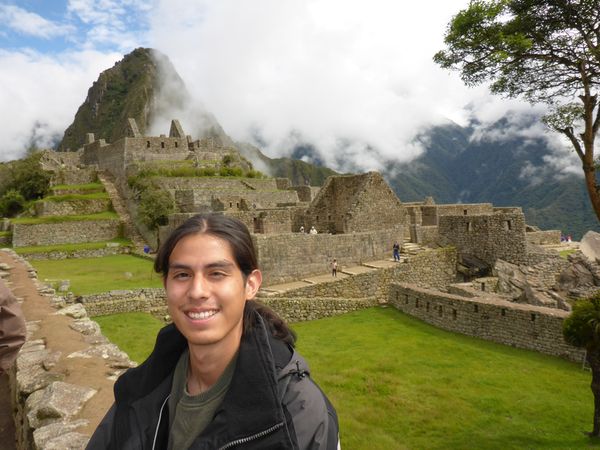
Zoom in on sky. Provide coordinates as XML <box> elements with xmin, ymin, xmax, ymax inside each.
<box><xmin>0</xmin><ymin>0</ymin><xmax>580</xmax><ymax>177</ymax></box>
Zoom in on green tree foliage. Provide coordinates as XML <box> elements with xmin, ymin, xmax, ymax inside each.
<box><xmin>563</xmin><ymin>291</ymin><xmax>600</xmax><ymax>436</ymax></box>
<box><xmin>434</xmin><ymin>0</ymin><xmax>600</xmax><ymax>224</ymax></box>
<box><xmin>0</xmin><ymin>190</ymin><xmax>26</xmax><ymax>217</ymax></box>
<box><xmin>137</xmin><ymin>186</ymin><xmax>174</xmax><ymax>230</ymax></box>
<box><xmin>1</xmin><ymin>152</ymin><xmax>50</xmax><ymax>199</ymax></box>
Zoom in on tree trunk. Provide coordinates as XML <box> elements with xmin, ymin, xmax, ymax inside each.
<box><xmin>587</xmin><ymin>347</ymin><xmax>600</xmax><ymax>437</ymax></box>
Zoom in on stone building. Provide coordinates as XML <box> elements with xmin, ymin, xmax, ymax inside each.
<box><xmin>305</xmin><ymin>171</ymin><xmax>407</xmax><ymax>234</ymax></box>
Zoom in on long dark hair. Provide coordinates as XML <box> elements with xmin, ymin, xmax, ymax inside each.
<box><xmin>154</xmin><ymin>213</ymin><xmax>296</xmax><ymax>346</ymax></box>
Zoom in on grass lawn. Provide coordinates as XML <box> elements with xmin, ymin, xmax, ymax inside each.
<box><xmin>31</xmin><ymin>254</ymin><xmax>162</xmax><ymax>295</ymax></box>
<box><xmin>96</xmin><ymin>306</ymin><xmax>597</xmax><ymax>449</ymax></box>
<box><xmin>12</xmin><ymin>211</ymin><xmax>118</xmax><ymax>224</ymax></box>
<box><xmin>14</xmin><ymin>238</ymin><xmax>132</xmax><ymax>255</ymax></box>
<box><xmin>94</xmin><ymin>312</ymin><xmax>164</xmax><ymax>363</ymax></box>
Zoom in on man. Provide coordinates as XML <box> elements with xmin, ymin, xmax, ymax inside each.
<box><xmin>87</xmin><ymin>214</ymin><xmax>339</xmax><ymax>449</ymax></box>
<box><xmin>0</xmin><ymin>278</ymin><xmax>26</xmax><ymax>376</ymax></box>
<box><xmin>392</xmin><ymin>242</ymin><xmax>400</xmax><ymax>262</ymax></box>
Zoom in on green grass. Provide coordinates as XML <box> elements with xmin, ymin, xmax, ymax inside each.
<box><xmin>560</xmin><ymin>249</ymin><xmax>577</xmax><ymax>258</ymax></box>
<box><xmin>0</xmin><ymin>231</ymin><xmax>10</xmax><ymax>237</ymax></box>
<box><xmin>292</xmin><ymin>307</ymin><xmax>596</xmax><ymax>450</ymax></box>
<box><xmin>12</xmin><ymin>211</ymin><xmax>118</xmax><ymax>224</ymax></box>
<box><xmin>50</xmin><ymin>182</ymin><xmax>104</xmax><ymax>191</ymax></box>
<box><xmin>14</xmin><ymin>238</ymin><xmax>132</xmax><ymax>255</ymax></box>
<box><xmin>31</xmin><ymin>254</ymin><xmax>162</xmax><ymax>295</ymax></box>
<box><xmin>96</xmin><ymin>307</ymin><xmax>598</xmax><ymax>449</ymax></box>
<box><xmin>94</xmin><ymin>312</ymin><xmax>165</xmax><ymax>363</ymax></box>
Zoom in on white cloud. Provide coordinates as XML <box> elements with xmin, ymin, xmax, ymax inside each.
<box><xmin>0</xmin><ymin>4</ymin><xmax>74</xmax><ymax>38</ymax></box>
<box><xmin>66</xmin><ymin>0</ymin><xmax>151</xmax><ymax>51</ymax></box>
<box><xmin>0</xmin><ymin>49</ymin><xmax>122</xmax><ymax>161</ymax></box>
<box><xmin>148</xmin><ymin>0</ymin><xmax>490</xmax><ymax>172</ymax></box>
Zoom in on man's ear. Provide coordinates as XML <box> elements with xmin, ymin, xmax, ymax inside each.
<box><xmin>245</xmin><ymin>269</ymin><xmax>262</xmax><ymax>300</ymax></box>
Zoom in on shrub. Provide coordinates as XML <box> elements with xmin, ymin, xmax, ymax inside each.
<box><xmin>0</xmin><ymin>190</ymin><xmax>25</xmax><ymax>217</ymax></box>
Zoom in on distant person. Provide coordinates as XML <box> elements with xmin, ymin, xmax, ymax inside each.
<box><xmin>87</xmin><ymin>214</ymin><xmax>339</xmax><ymax>450</ymax></box>
<box><xmin>331</xmin><ymin>259</ymin><xmax>338</xmax><ymax>277</ymax></box>
<box><xmin>309</xmin><ymin>226</ymin><xmax>318</xmax><ymax>235</ymax></box>
<box><xmin>299</xmin><ymin>225</ymin><xmax>305</xmax><ymax>233</ymax></box>
<box><xmin>567</xmin><ymin>235</ymin><xmax>572</xmax><ymax>243</ymax></box>
<box><xmin>143</xmin><ymin>245</ymin><xmax>150</xmax><ymax>254</ymax></box>
<box><xmin>560</xmin><ymin>234</ymin><xmax>566</xmax><ymax>242</ymax></box>
<box><xmin>0</xmin><ymin>278</ymin><xmax>26</xmax><ymax>376</ymax></box>
<box><xmin>392</xmin><ymin>242</ymin><xmax>400</xmax><ymax>262</ymax></box>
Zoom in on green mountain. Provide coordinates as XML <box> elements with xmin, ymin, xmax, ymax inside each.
<box><xmin>385</xmin><ymin>120</ymin><xmax>598</xmax><ymax>240</ymax></box>
<box><xmin>58</xmin><ymin>48</ymin><xmax>186</xmax><ymax>151</ymax></box>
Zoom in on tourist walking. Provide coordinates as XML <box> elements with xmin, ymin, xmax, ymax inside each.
<box><xmin>392</xmin><ymin>241</ymin><xmax>400</xmax><ymax>262</ymax></box>
<box><xmin>87</xmin><ymin>213</ymin><xmax>339</xmax><ymax>450</ymax></box>
<box><xmin>331</xmin><ymin>259</ymin><xmax>338</xmax><ymax>277</ymax></box>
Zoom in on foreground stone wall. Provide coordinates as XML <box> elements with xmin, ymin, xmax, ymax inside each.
<box><xmin>389</xmin><ymin>283</ymin><xmax>584</xmax><ymax>362</ymax></box>
<box><xmin>253</xmin><ymin>228</ymin><xmax>406</xmax><ymax>285</ymax></box>
<box><xmin>12</xmin><ymin>220</ymin><xmax>122</xmax><ymax>247</ymax></box>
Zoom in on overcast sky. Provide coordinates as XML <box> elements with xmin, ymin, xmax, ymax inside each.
<box><xmin>0</xmin><ymin>0</ymin><xmax>578</xmax><ymax>176</ymax></box>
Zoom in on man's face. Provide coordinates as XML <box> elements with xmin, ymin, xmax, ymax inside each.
<box><xmin>164</xmin><ymin>233</ymin><xmax>261</xmax><ymax>353</ymax></box>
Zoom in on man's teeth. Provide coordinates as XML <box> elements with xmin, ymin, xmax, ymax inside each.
<box><xmin>187</xmin><ymin>310</ymin><xmax>218</xmax><ymax>320</ymax></box>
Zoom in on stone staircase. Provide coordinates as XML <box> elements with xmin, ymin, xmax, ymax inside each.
<box><xmin>401</xmin><ymin>242</ymin><xmax>426</xmax><ymax>256</ymax></box>
<box><xmin>97</xmin><ymin>171</ymin><xmax>149</xmax><ymax>255</ymax></box>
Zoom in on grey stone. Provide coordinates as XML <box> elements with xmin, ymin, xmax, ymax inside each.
<box><xmin>26</xmin><ymin>381</ymin><xmax>96</xmax><ymax>429</ymax></box>
<box><xmin>17</xmin><ymin>364</ymin><xmax>63</xmax><ymax>396</ymax></box>
<box><xmin>69</xmin><ymin>318</ymin><xmax>101</xmax><ymax>336</ymax></box>
<box><xmin>55</xmin><ymin>303</ymin><xmax>88</xmax><ymax>319</ymax></box>
<box><xmin>42</xmin><ymin>432</ymin><xmax>90</xmax><ymax>450</ymax></box>
<box><xmin>0</xmin><ymin>270</ymin><xmax>9</xmax><ymax>279</ymax></box>
<box><xmin>58</xmin><ymin>280</ymin><xmax>70</xmax><ymax>292</ymax></box>
<box><xmin>581</xmin><ymin>231</ymin><xmax>600</xmax><ymax>263</ymax></box>
<box><xmin>0</xmin><ymin>262</ymin><xmax>11</xmax><ymax>270</ymax></box>
<box><xmin>33</xmin><ymin>419</ymin><xmax>89</xmax><ymax>449</ymax></box>
<box><xmin>67</xmin><ymin>343</ymin><xmax>133</xmax><ymax>367</ymax></box>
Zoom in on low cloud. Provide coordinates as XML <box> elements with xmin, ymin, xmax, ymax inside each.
<box><xmin>0</xmin><ymin>49</ymin><xmax>122</xmax><ymax>161</ymax></box>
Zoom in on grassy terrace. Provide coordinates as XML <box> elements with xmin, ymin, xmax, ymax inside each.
<box><xmin>96</xmin><ymin>307</ymin><xmax>596</xmax><ymax>449</ymax></box>
<box><xmin>31</xmin><ymin>254</ymin><xmax>162</xmax><ymax>295</ymax></box>
<box><xmin>50</xmin><ymin>182</ymin><xmax>105</xmax><ymax>192</ymax></box>
<box><xmin>14</xmin><ymin>238</ymin><xmax>132</xmax><ymax>255</ymax></box>
<box><xmin>11</xmin><ymin>211</ymin><xmax>119</xmax><ymax>224</ymax></box>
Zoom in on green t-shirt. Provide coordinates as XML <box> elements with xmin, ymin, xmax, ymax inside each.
<box><xmin>167</xmin><ymin>349</ymin><xmax>238</xmax><ymax>450</ymax></box>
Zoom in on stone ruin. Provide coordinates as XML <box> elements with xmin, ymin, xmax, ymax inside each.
<box><xmin>2</xmin><ymin>118</ymin><xmax>599</xmax><ymax>448</ymax></box>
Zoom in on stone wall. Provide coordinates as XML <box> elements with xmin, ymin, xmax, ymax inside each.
<box><xmin>253</xmin><ymin>228</ymin><xmax>406</xmax><ymax>285</ymax></box>
<box><xmin>389</xmin><ymin>283</ymin><xmax>584</xmax><ymax>362</ymax></box>
<box><xmin>12</xmin><ymin>220</ymin><xmax>121</xmax><ymax>247</ymax></box>
<box><xmin>49</xmin><ymin>168</ymin><xmax>97</xmax><ymax>186</ymax></box>
<box><xmin>421</xmin><ymin>203</ymin><xmax>494</xmax><ymax>226</ymax></box>
<box><xmin>81</xmin><ymin>288</ymin><xmax>166</xmax><ymax>316</ymax></box>
<box><xmin>156</xmin><ymin>177</ymin><xmax>280</xmax><ymax>191</ymax></box>
<box><xmin>17</xmin><ymin>245</ymin><xmax>130</xmax><ymax>260</ymax></box>
<box><xmin>34</xmin><ymin>199</ymin><xmax>111</xmax><ymax>217</ymax></box>
<box><xmin>526</xmin><ymin>230</ymin><xmax>562</xmax><ymax>245</ymax></box>
<box><xmin>175</xmin><ymin>189</ymin><xmax>299</xmax><ymax>211</ymax></box>
<box><xmin>263</xmin><ymin>247</ymin><xmax>458</xmax><ymax>301</ymax></box>
<box><xmin>439</xmin><ymin>210</ymin><xmax>527</xmax><ymax>266</ymax></box>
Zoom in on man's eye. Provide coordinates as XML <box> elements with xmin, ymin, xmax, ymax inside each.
<box><xmin>173</xmin><ymin>272</ymin><xmax>190</xmax><ymax>279</ymax></box>
<box><xmin>210</xmin><ymin>272</ymin><xmax>226</xmax><ymax>278</ymax></box>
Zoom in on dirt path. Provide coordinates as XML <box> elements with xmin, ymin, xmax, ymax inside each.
<box><xmin>0</xmin><ymin>250</ymin><xmax>117</xmax><ymax>440</ymax></box>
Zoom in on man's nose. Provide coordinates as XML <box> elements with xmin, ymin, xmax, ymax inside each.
<box><xmin>188</xmin><ymin>275</ymin><xmax>209</xmax><ymax>299</ymax></box>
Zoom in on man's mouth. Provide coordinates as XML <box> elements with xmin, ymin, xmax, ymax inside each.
<box><xmin>186</xmin><ymin>310</ymin><xmax>219</xmax><ymax>320</ymax></box>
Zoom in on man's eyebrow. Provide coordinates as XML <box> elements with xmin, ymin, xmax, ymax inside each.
<box><xmin>167</xmin><ymin>260</ymin><xmax>236</xmax><ymax>271</ymax></box>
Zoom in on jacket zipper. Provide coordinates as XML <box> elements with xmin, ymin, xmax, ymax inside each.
<box><xmin>152</xmin><ymin>394</ymin><xmax>170</xmax><ymax>450</ymax></box>
<box><xmin>217</xmin><ymin>421</ymin><xmax>285</xmax><ymax>450</ymax></box>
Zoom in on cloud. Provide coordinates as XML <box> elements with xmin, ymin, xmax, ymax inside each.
<box><xmin>148</xmin><ymin>0</ymin><xmax>491</xmax><ymax>172</ymax></box>
<box><xmin>0</xmin><ymin>4</ymin><xmax>74</xmax><ymax>38</ymax></box>
<box><xmin>0</xmin><ymin>49</ymin><xmax>122</xmax><ymax>161</ymax></box>
<box><xmin>66</xmin><ymin>0</ymin><xmax>151</xmax><ymax>51</ymax></box>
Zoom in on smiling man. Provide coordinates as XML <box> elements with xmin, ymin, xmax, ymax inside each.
<box><xmin>87</xmin><ymin>213</ymin><xmax>339</xmax><ymax>450</ymax></box>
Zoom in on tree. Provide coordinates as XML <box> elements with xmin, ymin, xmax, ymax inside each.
<box><xmin>563</xmin><ymin>292</ymin><xmax>600</xmax><ymax>436</ymax></box>
<box><xmin>137</xmin><ymin>186</ymin><xmax>175</xmax><ymax>231</ymax></box>
<box><xmin>434</xmin><ymin>0</ymin><xmax>600</xmax><ymax>223</ymax></box>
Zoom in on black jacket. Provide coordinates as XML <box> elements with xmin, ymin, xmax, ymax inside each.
<box><xmin>86</xmin><ymin>313</ymin><xmax>339</xmax><ymax>449</ymax></box>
